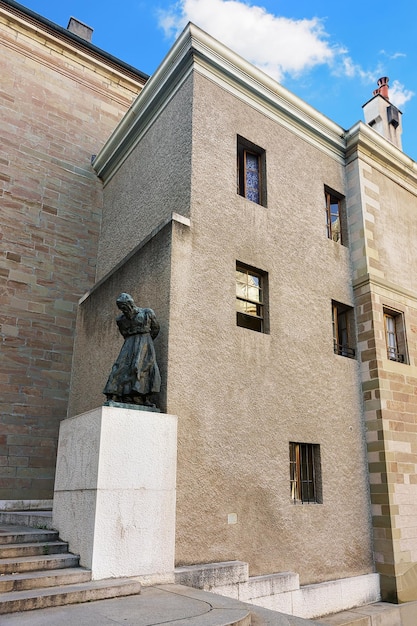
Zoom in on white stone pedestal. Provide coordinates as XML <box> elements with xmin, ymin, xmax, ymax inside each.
<box><xmin>52</xmin><ymin>405</ymin><xmax>177</xmax><ymax>582</ymax></box>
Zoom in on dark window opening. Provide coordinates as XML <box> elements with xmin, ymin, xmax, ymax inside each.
<box><xmin>237</xmin><ymin>136</ymin><xmax>266</xmax><ymax>206</ymax></box>
<box><xmin>290</xmin><ymin>442</ymin><xmax>322</xmax><ymax>504</ymax></box>
<box><xmin>332</xmin><ymin>301</ymin><xmax>355</xmax><ymax>358</ymax></box>
<box><xmin>325</xmin><ymin>188</ymin><xmax>346</xmax><ymax>245</ymax></box>
<box><xmin>384</xmin><ymin>308</ymin><xmax>407</xmax><ymax>363</ymax></box>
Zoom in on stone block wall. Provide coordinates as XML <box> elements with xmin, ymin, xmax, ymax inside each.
<box><xmin>348</xmin><ymin>138</ymin><xmax>417</xmax><ymax>602</ymax></box>
<box><xmin>0</xmin><ymin>3</ymin><xmax>145</xmax><ymax>500</ymax></box>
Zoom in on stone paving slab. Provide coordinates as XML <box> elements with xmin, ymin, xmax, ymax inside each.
<box><xmin>315</xmin><ymin>600</ymin><xmax>417</xmax><ymax>626</ymax></box>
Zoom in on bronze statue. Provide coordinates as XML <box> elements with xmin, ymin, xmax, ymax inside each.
<box><xmin>104</xmin><ymin>293</ymin><xmax>161</xmax><ymax>407</ymax></box>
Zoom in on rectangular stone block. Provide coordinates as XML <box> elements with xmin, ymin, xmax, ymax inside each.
<box><xmin>175</xmin><ymin>561</ymin><xmax>248</xmax><ymax>590</ymax></box>
<box><xmin>53</xmin><ymin>406</ymin><xmax>177</xmax><ymax>581</ymax></box>
<box><xmin>292</xmin><ymin>573</ymin><xmax>380</xmax><ymax>619</ymax></box>
<box><xmin>239</xmin><ymin>571</ymin><xmax>299</xmax><ymax>601</ymax></box>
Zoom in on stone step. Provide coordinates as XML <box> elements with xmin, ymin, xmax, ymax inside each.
<box><xmin>0</xmin><ymin>552</ymin><xmax>79</xmax><ymax>575</ymax></box>
<box><xmin>0</xmin><ymin>541</ymin><xmax>69</xmax><ymax>559</ymax></box>
<box><xmin>0</xmin><ymin>511</ymin><xmax>53</xmax><ymax>530</ymax></box>
<box><xmin>0</xmin><ymin>577</ymin><xmax>142</xmax><ymax>614</ymax></box>
<box><xmin>0</xmin><ymin>567</ymin><xmax>92</xmax><ymax>593</ymax></box>
<box><xmin>0</xmin><ymin>527</ymin><xmax>58</xmax><ymax>545</ymax></box>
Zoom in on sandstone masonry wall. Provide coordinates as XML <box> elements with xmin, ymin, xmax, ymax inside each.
<box><xmin>0</xmin><ymin>3</ymin><xmax>145</xmax><ymax>500</ymax></box>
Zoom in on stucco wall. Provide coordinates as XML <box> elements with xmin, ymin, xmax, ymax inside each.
<box><xmin>95</xmin><ymin>74</ymin><xmax>194</xmax><ymax>280</ymax></box>
<box><xmin>76</xmin><ymin>61</ymin><xmax>374</xmax><ymax>585</ymax></box>
<box><xmin>164</xmin><ymin>72</ymin><xmax>373</xmax><ymax>584</ymax></box>
<box><xmin>68</xmin><ymin>222</ymin><xmax>173</xmax><ymax>418</ymax></box>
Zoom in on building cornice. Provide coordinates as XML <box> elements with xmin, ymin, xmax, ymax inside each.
<box><xmin>353</xmin><ymin>273</ymin><xmax>417</xmax><ymax>305</ymax></box>
<box><xmin>93</xmin><ymin>23</ymin><xmax>347</xmax><ymax>183</ymax></box>
<box><xmin>345</xmin><ymin>122</ymin><xmax>417</xmax><ymax>189</ymax></box>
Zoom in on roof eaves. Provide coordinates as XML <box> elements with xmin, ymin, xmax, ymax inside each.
<box><xmin>0</xmin><ymin>0</ymin><xmax>149</xmax><ymax>83</ymax></box>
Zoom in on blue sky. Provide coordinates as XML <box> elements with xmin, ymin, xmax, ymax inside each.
<box><xmin>17</xmin><ymin>0</ymin><xmax>417</xmax><ymax>159</ymax></box>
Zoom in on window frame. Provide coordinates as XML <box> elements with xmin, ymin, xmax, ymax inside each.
<box><xmin>236</xmin><ymin>262</ymin><xmax>268</xmax><ymax>333</ymax></box>
<box><xmin>325</xmin><ymin>188</ymin><xmax>345</xmax><ymax>245</ymax></box>
<box><xmin>290</xmin><ymin>442</ymin><xmax>322</xmax><ymax>504</ymax></box>
<box><xmin>383</xmin><ymin>307</ymin><xmax>407</xmax><ymax>363</ymax></box>
<box><xmin>237</xmin><ymin>136</ymin><xmax>267</xmax><ymax>206</ymax></box>
<box><xmin>332</xmin><ymin>301</ymin><xmax>355</xmax><ymax>358</ymax></box>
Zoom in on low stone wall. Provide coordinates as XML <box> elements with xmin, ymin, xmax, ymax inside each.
<box><xmin>174</xmin><ymin>561</ymin><xmax>380</xmax><ymax>620</ymax></box>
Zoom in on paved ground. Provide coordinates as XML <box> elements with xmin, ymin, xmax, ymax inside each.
<box><xmin>1</xmin><ymin>514</ymin><xmax>416</xmax><ymax>625</ymax></box>
<box><xmin>0</xmin><ymin>584</ymin><xmax>321</xmax><ymax>626</ymax></box>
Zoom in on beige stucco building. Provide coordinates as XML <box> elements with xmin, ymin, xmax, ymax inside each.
<box><xmin>2</xmin><ymin>0</ymin><xmax>417</xmax><ymax>617</ymax></box>
<box><xmin>68</xmin><ymin>21</ymin><xmax>417</xmax><ymax>610</ymax></box>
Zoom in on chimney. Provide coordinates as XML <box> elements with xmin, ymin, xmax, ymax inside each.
<box><xmin>373</xmin><ymin>76</ymin><xmax>389</xmax><ymax>99</ymax></box>
<box><xmin>67</xmin><ymin>17</ymin><xmax>93</xmax><ymax>43</ymax></box>
<box><xmin>362</xmin><ymin>76</ymin><xmax>403</xmax><ymax>150</ymax></box>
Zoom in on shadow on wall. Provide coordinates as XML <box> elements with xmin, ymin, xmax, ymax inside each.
<box><xmin>68</xmin><ymin>224</ymin><xmax>172</xmax><ymax>418</ymax></box>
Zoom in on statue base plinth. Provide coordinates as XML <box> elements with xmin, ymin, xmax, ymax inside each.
<box><xmin>52</xmin><ymin>405</ymin><xmax>177</xmax><ymax>581</ymax></box>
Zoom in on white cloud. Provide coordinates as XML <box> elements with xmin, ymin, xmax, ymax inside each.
<box><xmin>380</xmin><ymin>50</ymin><xmax>407</xmax><ymax>61</ymax></box>
<box><xmin>157</xmin><ymin>0</ymin><xmax>414</xmax><ymax>110</ymax></box>
<box><xmin>339</xmin><ymin>56</ymin><xmax>382</xmax><ymax>83</ymax></box>
<box><xmin>157</xmin><ymin>0</ymin><xmax>339</xmax><ymax>81</ymax></box>
<box><xmin>389</xmin><ymin>80</ymin><xmax>414</xmax><ymax>109</ymax></box>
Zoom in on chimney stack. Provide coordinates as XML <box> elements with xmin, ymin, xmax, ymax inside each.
<box><xmin>67</xmin><ymin>17</ymin><xmax>93</xmax><ymax>43</ymax></box>
<box><xmin>362</xmin><ymin>76</ymin><xmax>403</xmax><ymax>150</ymax></box>
<box><xmin>373</xmin><ymin>76</ymin><xmax>389</xmax><ymax>99</ymax></box>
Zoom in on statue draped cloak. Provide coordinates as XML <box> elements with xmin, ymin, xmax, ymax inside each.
<box><xmin>103</xmin><ymin>307</ymin><xmax>161</xmax><ymax>398</ymax></box>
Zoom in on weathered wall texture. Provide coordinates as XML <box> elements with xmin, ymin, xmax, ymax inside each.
<box><xmin>79</xmin><ymin>63</ymin><xmax>374</xmax><ymax>585</ymax></box>
<box><xmin>162</xmin><ymin>72</ymin><xmax>373</xmax><ymax>584</ymax></box>
<box><xmin>68</xmin><ymin>221</ymin><xmax>174</xmax><ymax>418</ymax></box>
<box><xmin>0</xmin><ymin>4</ymin><xmax>145</xmax><ymax>500</ymax></box>
<box><xmin>348</xmin><ymin>148</ymin><xmax>417</xmax><ymax>602</ymax></box>
<box><xmin>95</xmin><ymin>74</ymin><xmax>194</xmax><ymax>280</ymax></box>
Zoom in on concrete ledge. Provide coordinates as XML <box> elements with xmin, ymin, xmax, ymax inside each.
<box><xmin>240</xmin><ymin>571</ymin><xmax>300</xmax><ymax>600</ymax></box>
<box><xmin>174</xmin><ymin>561</ymin><xmax>380</xmax><ymax>620</ymax></box>
<box><xmin>175</xmin><ymin>561</ymin><xmax>249</xmax><ymax>590</ymax></box>
<box><xmin>291</xmin><ymin>573</ymin><xmax>381</xmax><ymax>619</ymax></box>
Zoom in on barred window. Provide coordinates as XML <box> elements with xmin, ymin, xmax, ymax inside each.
<box><xmin>290</xmin><ymin>442</ymin><xmax>322</xmax><ymax>504</ymax></box>
<box><xmin>384</xmin><ymin>308</ymin><xmax>407</xmax><ymax>363</ymax></box>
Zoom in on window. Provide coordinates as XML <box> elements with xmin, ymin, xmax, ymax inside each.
<box><xmin>290</xmin><ymin>442</ymin><xmax>322</xmax><ymax>504</ymax></box>
<box><xmin>237</xmin><ymin>136</ymin><xmax>266</xmax><ymax>206</ymax></box>
<box><xmin>384</xmin><ymin>308</ymin><xmax>407</xmax><ymax>363</ymax></box>
<box><xmin>325</xmin><ymin>188</ymin><xmax>345</xmax><ymax>244</ymax></box>
<box><xmin>236</xmin><ymin>263</ymin><xmax>268</xmax><ymax>333</ymax></box>
<box><xmin>332</xmin><ymin>301</ymin><xmax>355</xmax><ymax>358</ymax></box>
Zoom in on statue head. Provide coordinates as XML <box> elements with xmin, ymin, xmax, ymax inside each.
<box><xmin>116</xmin><ymin>293</ymin><xmax>134</xmax><ymax>306</ymax></box>
<box><xmin>116</xmin><ymin>293</ymin><xmax>135</xmax><ymax>316</ymax></box>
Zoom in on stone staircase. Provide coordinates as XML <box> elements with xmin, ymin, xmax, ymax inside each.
<box><xmin>0</xmin><ymin>524</ymin><xmax>142</xmax><ymax>614</ymax></box>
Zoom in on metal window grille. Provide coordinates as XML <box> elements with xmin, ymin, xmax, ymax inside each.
<box><xmin>384</xmin><ymin>313</ymin><xmax>405</xmax><ymax>362</ymax></box>
<box><xmin>332</xmin><ymin>304</ymin><xmax>355</xmax><ymax>358</ymax></box>
<box><xmin>290</xmin><ymin>442</ymin><xmax>320</xmax><ymax>504</ymax></box>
